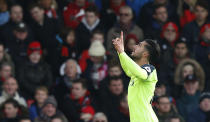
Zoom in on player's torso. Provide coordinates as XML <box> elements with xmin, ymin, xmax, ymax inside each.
<box><xmin>128</xmin><ymin>72</ymin><xmax>158</xmax><ymax>122</ymax></box>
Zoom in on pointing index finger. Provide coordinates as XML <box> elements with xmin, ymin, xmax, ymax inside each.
<box><xmin>121</xmin><ymin>31</ymin><xmax>124</xmax><ymax>43</ymax></box>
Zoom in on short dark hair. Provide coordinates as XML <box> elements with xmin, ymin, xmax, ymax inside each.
<box><xmin>165</xmin><ymin>114</ymin><xmax>181</xmax><ymax>122</ymax></box>
<box><xmin>73</xmin><ymin>78</ymin><xmax>87</xmax><ymax>89</ymax></box>
<box><xmin>59</xmin><ymin>27</ymin><xmax>75</xmax><ymax>41</ymax></box>
<box><xmin>3</xmin><ymin>98</ymin><xmax>19</xmax><ymax>108</ymax></box>
<box><xmin>144</xmin><ymin>39</ymin><xmax>160</xmax><ymax>65</ymax></box>
<box><xmin>195</xmin><ymin>0</ymin><xmax>209</xmax><ymax>11</ymax></box>
<box><xmin>85</xmin><ymin>5</ymin><xmax>99</xmax><ymax>15</ymax></box>
<box><xmin>157</xmin><ymin>95</ymin><xmax>169</xmax><ymax>104</ymax></box>
<box><xmin>109</xmin><ymin>76</ymin><xmax>123</xmax><ymax>85</ymax></box>
<box><xmin>9</xmin><ymin>4</ymin><xmax>22</xmax><ymax>13</ymax></box>
<box><xmin>153</xmin><ymin>4</ymin><xmax>167</xmax><ymax>15</ymax></box>
<box><xmin>29</xmin><ymin>3</ymin><xmax>44</xmax><ymax>11</ymax></box>
<box><xmin>108</xmin><ymin>58</ymin><xmax>121</xmax><ymax>70</ymax></box>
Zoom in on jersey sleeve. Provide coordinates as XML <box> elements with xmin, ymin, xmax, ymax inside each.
<box><xmin>118</xmin><ymin>52</ymin><xmax>148</xmax><ymax>80</ymax></box>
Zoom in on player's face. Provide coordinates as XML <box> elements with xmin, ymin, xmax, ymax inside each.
<box><xmin>131</xmin><ymin>41</ymin><xmax>148</xmax><ymax>60</ymax></box>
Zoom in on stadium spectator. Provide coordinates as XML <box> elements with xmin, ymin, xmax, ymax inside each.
<box><xmin>165</xmin><ymin>115</ymin><xmax>184</xmax><ymax>122</ymax></box>
<box><xmin>61</xmin><ymin>78</ymin><xmax>95</xmax><ymax>122</ymax></box>
<box><xmin>17</xmin><ymin>41</ymin><xmax>53</xmax><ymax>99</ymax></box>
<box><xmin>0</xmin><ymin>0</ymin><xmax>9</xmax><ymax>26</ymax></box>
<box><xmin>79</xmin><ymin>30</ymin><xmax>105</xmax><ymax>73</ymax></box>
<box><xmin>63</xmin><ymin>0</ymin><xmax>90</xmax><ymax>29</ymax></box>
<box><xmin>194</xmin><ymin>23</ymin><xmax>210</xmax><ymax>65</ymax></box>
<box><xmin>29</xmin><ymin>86</ymin><xmax>48</xmax><ymax>121</ymax></box>
<box><xmin>138</xmin><ymin>0</ymin><xmax>178</xmax><ymax>31</ymax></box>
<box><xmin>188</xmin><ymin>92</ymin><xmax>210</xmax><ymax>122</ymax></box>
<box><xmin>38</xmin><ymin>0</ymin><xmax>59</xmax><ymax>19</ymax></box>
<box><xmin>100</xmin><ymin>0</ymin><xmax>126</xmax><ymax>31</ymax></box>
<box><xmin>29</xmin><ymin>3</ymin><xmax>59</xmax><ymax>61</ymax></box>
<box><xmin>0</xmin><ymin>98</ymin><xmax>29</xmax><ymax>122</ymax></box>
<box><xmin>92</xmin><ymin>112</ymin><xmax>108</xmax><ymax>122</ymax></box>
<box><xmin>76</xmin><ymin>5</ymin><xmax>104</xmax><ymax>54</ymax></box>
<box><xmin>182</xmin><ymin>0</ymin><xmax>209</xmax><ymax>49</ymax></box>
<box><xmin>174</xmin><ymin>58</ymin><xmax>205</xmax><ymax>94</ymax></box>
<box><xmin>0</xmin><ymin>42</ymin><xmax>14</xmax><ymax>72</ymax></box>
<box><xmin>6</xmin><ymin>22</ymin><xmax>34</xmax><ymax>66</ymax></box>
<box><xmin>0</xmin><ymin>4</ymin><xmax>24</xmax><ymax>42</ymax></box>
<box><xmin>144</xmin><ymin>4</ymin><xmax>168</xmax><ymax>39</ymax></box>
<box><xmin>155</xmin><ymin>95</ymin><xmax>184</xmax><ymax>122</ymax></box>
<box><xmin>107</xmin><ymin>5</ymin><xmax>143</xmax><ymax>57</ymax></box>
<box><xmin>0</xmin><ymin>63</ymin><xmax>14</xmax><ymax>88</ymax></box>
<box><xmin>83</xmin><ymin>40</ymin><xmax>108</xmax><ymax>91</ymax></box>
<box><xmin>99</xmin><ymin>76</ymin><xmax>124</xmax><ymax>120</ymax></box>
<box><xmin>176</xmin><ymin>74</ymin><xmax>201</xmax><ymax>120</ymax></box>
<box><xmin>52</xmin><ymin>27</ymin><xmax>79</xmax><ymax>76</ymax></box>
<box><xmin>177</xmin><ymin>0</ymin><xmax>197</xmax><ymax>27</ymax></box>
<box><xmin>34</xmin><ymin>96</ymin><xmax>68</xmax><ymax>122</ymax></box>
<box><xmin>109</xmin><ymin>92</ymin><xmax>130</xmax><ymax>122</ymax></box>
<box><xmin>159</xmin><ymin>39</ymin><xmax>191</xmax><ymax>87</ymax></box>
<box><xmin>53</xmin><ymin>59</ymin><xmax>81</xmax><ymax>106</ymax></box>
<box><xmin>0</xmin><ymin>77</ymin><xmax>27</xmax><ymax>107</ymax></box>
<box><xmin>51</xmin><ymin>116</ymin><xmax>63</xmax><ymax>122</ymax></box>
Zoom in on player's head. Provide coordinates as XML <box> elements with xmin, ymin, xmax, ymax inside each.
<box><xmin>131</xmin><ymin>39</ymin><xmax>160</xmax><ymax>64</ymax></box>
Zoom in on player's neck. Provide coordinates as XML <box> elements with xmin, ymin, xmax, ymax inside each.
<box><xmin>136</xmin><ymin>58</ymin><xmax>149</xmax><ymax>66</ymax></box>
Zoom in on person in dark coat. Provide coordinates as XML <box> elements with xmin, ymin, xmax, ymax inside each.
<box><xmin>17</xmin><ymin>41</ymin><xmax>53</xmax><ymax>99</ymax></box>
<box><xmin>181</xmin><ymin>0</ymin><xmax>209</xmax><ymax>50</ymax></box>
<box><xmin>99</xmin><ymin>76</ymin><xmax>125</xmax><ymax>121</ymax></box>
<box><xmin>0</xmin><ymin>98</ymin><xmax>29</xmax><ymax>122</ymax></box>
<box><xmin>61</xmin><ymin>78</ymin><xmax>95</xmax><ymax>122</ymax></box>
<box><xmin>76</xmin><ymin>5</ymin><xmax>104</xmax><ymax>54</ymax></box>
<box><xmin>5</xmin><ymin>22</ymin><xmax>34</xmax><ymax>66</ymax></box>
<box><xmin>176</xmin><ymin>74</ymin><xmax>201</xmax><ymax>120</ymax></box>
<box><xmin>53</xmin><ymin>59</ymin><xmax>81</xmax><ymax>107</ymax></box>
<box><xmin>29</xmin><ymin>3</ymin><xmax>60</xmax><ymax>64</ymax></box>
<box><xmin>188</xmin><ymin>92</ymin><xmax>210</xmax><ymax>122</ymax></box>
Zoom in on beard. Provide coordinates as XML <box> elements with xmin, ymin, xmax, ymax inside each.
<box><xmin>130</xmin><ymin>51</ymin><xmax>142</xmax><ymax>61</ymax></box>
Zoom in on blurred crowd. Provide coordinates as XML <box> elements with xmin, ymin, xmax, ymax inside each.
<box><xmin>0</xmin><ymin>0</ymin><xmax>210</xmax><ymax>122</ymax></box>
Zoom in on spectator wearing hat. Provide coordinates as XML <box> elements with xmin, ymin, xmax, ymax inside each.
<box><xmin>29</xmin><ymin>86</ymin><xmax>49</xmax><ymax>121</ymax></box>
<box><xmin>53</xmin><ymin>59</ymin><xmax>81</xmax><ymax>107</ymax></box>
<box><xmin>187</xmin><ymin>92</ymin><xmax>210</xmax><ymax>122</ymax></box>
<box><xmin>194</xmin><ymin>23</ymin><xmax>210</xmax><ymax>65</ymax></box>
<box><xmin>34</xmin><ymin>96</ymin><xmax>68</xmax><ymax>122</ymax></box>
<box><xmin>83</xmin><ymin>40</ymin><xmax>108</xmax><ymax>91</ymax></box>
<box><xmin>106</xmin><ymin>5</ymin><xmax>143</xmax><ymax>57</ymax></box>
<box><xmin>0</xmin><ymin>77</ymin><xmax>27</xmax><ymax>107</ymax></box>
<box><xmin>76</xmin><ymin>5</ymin><xmax>104</xmax><ymax>54</ymax></box>
<box><xmin>182</xmin><ymin>0</ymin><xmax>209</xmax><ymax>49</ymax></box>
<box><xmin>0</xmin><ymin>98</ymin><xmax>29</xmax><ymax>122</ymax></box>
<box><xmin>61</xmin><ymin>78</ymin><xmax>95</xmax><ymax>122</ymax></box>
<box><xmin>63</xmin><ymin>0</ymin><xmax>91</xmax><ymax>29</ymax></box>
<box><xmin>154</xmin><ymin>95</ymin><xmax>184</xmax><ymax>122</ymax></box>
<box><xmin>6</xmin><ymin>22</ymin><xmax>34</xmax><ymax>66</ymax></box>
<box><xmin>79</xmin><ymin>30</ymin><xmax>105</xmax><ymax>73</ymax></box>
<box><xmin>176</xmin><ymin>74</ymin><xmax>201</xmax><ymax>120</ymax></box>
<box><xmin>17</xmin><ymin>41</ymin><xmax>53</xmax><ymax>99</ymax></box>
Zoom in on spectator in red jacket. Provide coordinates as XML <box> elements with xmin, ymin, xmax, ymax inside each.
<box><xmin>63</xmin><ymin>0</ymin><xmax>91</xmax><ymax>29</ymax></box>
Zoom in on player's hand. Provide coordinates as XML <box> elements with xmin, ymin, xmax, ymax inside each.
<box><xmin>112</xmin><ymin>31</ymin><xmax>124</xmax><ymax>53</ymax></box>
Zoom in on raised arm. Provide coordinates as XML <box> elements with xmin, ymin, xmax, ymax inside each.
<box><xmin>112</xmin><ymin>31</ymin><xmax>148</xmax><ymax>80</ymax></box>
